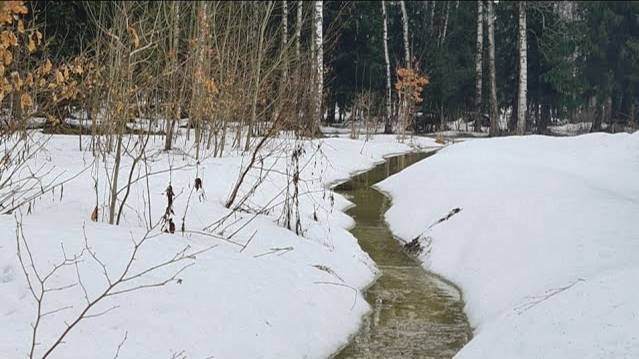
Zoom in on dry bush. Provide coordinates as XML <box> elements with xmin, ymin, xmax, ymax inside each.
<box><xmin>395</xmin><ymin>65</ymin><xmax>429</xmax><ymax>141</ymax></box>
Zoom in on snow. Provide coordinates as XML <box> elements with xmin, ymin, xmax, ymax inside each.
<box><xmin>0</xmin><ymin>132</ymin><xmax>440</xmax><ymax>358</ymax></box>
<box><xmin>378</xmin><ymin>132</ymin><xmax>639</xmax><ymax>358</ymax></box>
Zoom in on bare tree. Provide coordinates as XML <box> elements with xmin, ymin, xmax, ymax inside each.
<box><xmin>439</xmin><ymin>1</ymin><xmax>450</xmax><ymax>47</ymax></box>
<box><xmin>282</xmin><ymin>1</ymin><xmax>289</xmax><ymax>80</ymax></box>
<box><xmin>296</xmin><ymin>0</ymin><xmax>303</xmax><ymax>60</ymax></box>
<box><xmin>16</xmin><ymin>219</ymin><xmax>214</xmax><ymax>359</ymax></box>
<box><xmin>486</xmin><ymin>0</ymin><xmax>499</xmax><ymax>136</ymax></box>
<box><xmin>400</xmin><ymin>0</ymin><xmax>410</xmax><ymax>67</ymax></box>
<box><xmin>474</xmin><ymin>0</ymin><xmax>484</xmax><ymax>132</ymax></box>
<box><xmin>164</xmin><ymin>1</ymin><xmax>181</xmax><ymax>151</ymax></box>
<box><xmin>245</xmin><ymin>2</ymin><xmax>274</xmax><ymax>150</ymax></box>
<box><xmin>516</xmin><ymin>1</ymin><xmax>528</xmax><ymax>135</ymax></box>
<box><xmin>382</xmin><ymin>0</ymin><xmax>393</xmax><ymax>134</ymax></box>
<box><xmin>313</xmin><ymin>0</ymin><xmax>323</xmax><ymax>133</ymax></box>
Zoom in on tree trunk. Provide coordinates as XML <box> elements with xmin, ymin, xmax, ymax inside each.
<box><xmin>296</xmin><ymin>1</ymin><xmax>302</xmax><ymax>60</ymax></box>
<box><xmin>631</xmin><ymin>101</ymin><xmax>636</xmax><ymax>130</ymax></box>
<box><xmin>591</xmin><ymin>102</ymin><xmax>603</xmax><ymax>132</ymax></box>
<box><xmin>295</xmin><ymin>0</ymin><xmax>303</xmax><ymax>128</ymax></box>
<box><xmin>382</xmin><ymin>0</ymin><xmax>393</xmax><ymax>134</ymax></box>
<box><xmin>164</xmin><ymin>1</ymin><xmax>180</xmax><ymax>151</ymax></box>
<box><xmin>108</xmin><ymin>132</ymin><xmax>123</xmax><ymax>225</ymax></box>
<box><xmin>274</xmin><ymin>1</ymin><xmax>288</xmax><ymax>125</ymax></box>
<box><xmin>429</xmin><ymin>1</ymin><xmax>436</xmax><ymax>36</ymax></box>
<box><xmin>487</xmin><ymin>0</ymin><xmax>499</xmax><ymax>137</ymax></box>
<box><xmin>539</xmin><ymin>102</ymin><xmax>550</xmax><ymax>134</ymax></box>
<box><xmin>474</xmin><ymin>0</ymin><xmax>484</xmax><ymax>132</ymax></box>
<box><xmin>516</xmin><ymin>1</ymin><xmax>527</xmax><ymax>135</ymax></box>
<box><xmin>313</xmin><ymin>0</ymin><xmax>323</xmax><ymax>133</ymax></box>
<box><xmin>246</xmin><ymin>2</ymin><xmax>273</xmax><ymax>151</ymax></box>
<box><xmin>439</xmin><ymin>1</ymin><xmax>450</xmax><ymax>47</ymax></box>
<box><xmin>193</xmin><ymin>2</ymin><xmax>208</xmax><ymax>157</ymax></box>
<box><xmin>400</xmin><ymin>0</ymin><xmax>411</xmax><ymax>67</ymax></box>
<box><xmin>327</xmin><ymin>93</ymin><xmax>336</xmax><ymax>123</ymax></box>
<box><xmin>282</xmin><ymin>1</ymin><xmax>288</xmax><ymax>79</ymax></box>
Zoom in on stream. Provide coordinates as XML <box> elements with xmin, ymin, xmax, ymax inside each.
<box><xmin>332</xmin><ymin>151</ymin><xmax>471</xmax><ymax>359</ymax></box>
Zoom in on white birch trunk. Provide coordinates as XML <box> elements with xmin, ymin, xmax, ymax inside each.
<box><xmin>313</xmin><ymin>1</ymin><xmax>323</xmax><ymax>131</ymax></box>
<box><xmin>429</xmin><ymin>1</ymin><xmax>436</xmax><ymax>35</ymax></box>
<box><xmin>296</xmin><ymin>1</ymin><xmax>302</xmax><ymax>60</ymax></box>
<box><xmin>517</xmin><ymin>1</ymin><xmax>527</xmax><ymax>135</ymax></box>
<box><xmin>487</xmin><ymin>0</ymin><xmax>499</xmax><ymax>136</ymax></box>
<box><xmin>439</xmin><ymin>1</ymin><xmax>450</xmax><ymax>47</ymax></box>
<box><xmin>474</xmin><ymin>0</ymin><xmax>484</xmax><ymax>132</ymax></box>
<box><xmin>382</xmin><ymin>0</ymin><xmax>392</xmax><ymax>133</ymax></box>
<box><xmin>400</xmin><ymin>0</ymin><xmax>410</xmax><ymax>67</ymax></box>
<box><xmin>282</xmin><ymin>1</ymin><xmax>288</xmax><ymax>79</ymax></box>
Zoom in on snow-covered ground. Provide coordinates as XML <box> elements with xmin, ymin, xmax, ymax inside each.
<box><xmin>0</xmin><ymin>132</ymin><xmax>440</xmax><ymax>358</ymax></box>
<box><xmin>379</xmin><ymin>132</ymin><xmax>639</xmax><ymax>358</ymax></box>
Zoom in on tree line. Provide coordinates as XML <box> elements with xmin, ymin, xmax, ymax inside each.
<box><xmin>5</xmin><ymin>1</ymin><xmax>639</xmax><ymax>139</ymax></box>
<box><xmin>326</xmin><ymin>1</ymin><xmax>639</xmax><ymax>135</ymax></box>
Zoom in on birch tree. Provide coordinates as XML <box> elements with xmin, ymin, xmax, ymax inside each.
<box><xmin>516</xmin><ymin>1</ymin><xmax>527</xmax><ymax>135</ymax></box>
<box><xmin>164</xmin><ymin>1</ymin><xmax>180</xmax><ymax>151</ymax></box>
<box><xmin>400</xmin><ymin>0</ymin><xmax>410</xmax><ymax>67</ymax></box>
<box><xmin>382</xmin><ymin>0</ymin><xmax>392</xmax><ymax>134</ymax></box>
<box><xmin>282</xmin><ymin>1</ymin><xmax>288</xmax><ymax>80</ymax></box>
<box><xmin>474</xmin><ymin>0</ymin><xmax>484</xmax><ymax>132</ymax></box>
<box><xmin>486</xmin><ymin>0</ymin><xmax>499</xmax><ymax>136</ymax></box>
<box><xmin>439</xmin><ymin>1</ymin><xmax>450</xmax><ymax>47</ymax></box>
<box><xmin>429</xmin><ymin>1</ymin><xmax>436</xmax><ymax>36</ymax></box>
<box><xmin>296</xmin><ymin>0</ymin><xmax>302</xmax><ymax>60</ymax></box>
<box><xmin>313</xmin><ymin>0</ymin><xmax>323</xmax><ymax>133</ymax></box>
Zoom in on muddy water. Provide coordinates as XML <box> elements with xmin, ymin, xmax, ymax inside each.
<box><xmin>332</xmin><ymin>152</ymin><xmax>471</xmax><ymax>359</ymax></box>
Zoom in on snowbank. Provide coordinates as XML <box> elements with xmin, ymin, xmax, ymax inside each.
<box><xmin>0</xmin><ymin>133</ymin><xmax>439</xmax><ymax>358</ymax></box>
<box><xmin>379</xmin><ymin>132</ymin><xmax>639</xmax><ymax>358</ymax></box>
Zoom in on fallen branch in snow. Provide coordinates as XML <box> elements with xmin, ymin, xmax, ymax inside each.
<box><xmin>239</xmin><ymin>230</ymin><xmax>258</xmax><ymax>253</ymax></box>
<box><xmin>427</xmin><ymin>207</ymin><xmax>462</xmax><ymax>230</ymax></box>
<box><xmin>513</xmin><ymin>278</ymin><xmax>586</xmax><ymax>314</ymax></box>
<box><xmin>253</xmin><ymin>246</ymin><xmax>294</xmax><ymax>258</ymax></box>
<box><xmin>15</xmin><ymin>218</ymin><xmax>216</xmax><ymax>359</ymax></box>
<box><xmin>111</xmin><ymin>331</ymin><xmax>128</xmax><ymax>359</ymax></box>
<box><xmin>313</xmin><ymin>281</ymin><xmax>358</xmax><ymax>310</ymax></box>
<box><xmin>312</xmin><ymin>264</ymin><xmax>345</xmax><ymax>283</ymax></box>
<box><xmin>405</xmin><ymin>207</ymin><xmax>463</xmax><ymax>247</ymax></box>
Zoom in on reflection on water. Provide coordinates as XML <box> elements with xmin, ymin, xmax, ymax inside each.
<box><xmin>333</xmin><ymin>152</ymin><xmax>471</xmax><ymax>359</ymax></box>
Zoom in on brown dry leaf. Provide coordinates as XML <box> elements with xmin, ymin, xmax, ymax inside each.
<box><xmin>40</xmin><ymin>58</ymin><xmax>52</xmax><ymax>75</ymax></box>
<box><xmin>19</xmin><ymin>92</ymin><xmax>32</xmax><ymax>110</ymax></box>
<box><xmin>90</xmin><ymin>206</ymin><xmax>98</xmax><ymax>222</ymax></box>
<box><xmin>3</xmin><ymin>50</ymin><xmax>12</xmax><ymax>66</ymax></box>
<box><xmin>16</xmin><ymin>19</ymin><xmax>24</xmax><ymax>33</ymax></box>
<box><xmin>128</xmin><ymin>26</ymin><xmax>139</xmax><ymax>49</ymax></box>
<box><xmin>0</xmin><ymin>2</ymin><xmax>28</xmax><ymax>25</ymax></box>
<box><xmin>3</xmin><ymin>78</ymin><xmax>12</xmax><ymax>92</ymax></box>
<box><xmin>10</xmin><ymin>71</ymin><xmax>21</xmax><ymax>89</ymax></box>
<box><xmin>54</xmin><ymin>69</ymin><xmax>64</xmax><ymax>84</ymax></box>
<box><xmin>27</xmin><ymin>34</ymin><xmax>36</xmax><ymax>53</ymax></box>
<box><xmin>72</xmin><ymin>63</ymin><xmax>83</xmax><ymax>75</ymax></box>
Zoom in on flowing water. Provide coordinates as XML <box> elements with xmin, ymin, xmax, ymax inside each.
<box><xmin>332</xmin><ymin>152</ymin><xmax>471</xmax><ymax>359</ymax></box>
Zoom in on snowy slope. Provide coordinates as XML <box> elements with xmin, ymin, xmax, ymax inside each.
<box><xmin>379</xmin><ymin>132</ymin><xmax>639</xmax><ymax>358</ymax></box>
<box><xmin>0</xmin><ymin>133</ymin><xmax>439</xmax><ymax>359</ymax></box>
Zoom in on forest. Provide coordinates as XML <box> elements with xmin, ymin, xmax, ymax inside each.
<box><xmin>5</xmin><ymin>0</ymin><xmax>638</xmax><ymax>140</ymax></box>
<box><xmin>1</xmin><ymin>1</ymin><xmax>638</xmax><ymax>359</ymax></box>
